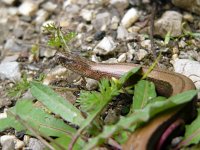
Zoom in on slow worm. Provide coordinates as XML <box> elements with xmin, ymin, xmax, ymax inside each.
<box><xmin>56</xmin><ymin>52</ymin><xmax>196</xmax><ymax>97</ymax></box>
<box><xmin>55</xmin><ymin>52</ymin><xmax>196</xmax><ymax>150</ymax></box>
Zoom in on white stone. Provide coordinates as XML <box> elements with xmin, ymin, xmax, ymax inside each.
<box><xmin>110</xmin><ymin>0</ymin><xmax>129</xmax><ymax>11</ymax></box>
<box><xmin>42</xmin><ymin>2</ymin><xmax>58</xmax><ymax>12</ymax></box>
<box><xmin>2</xmin><ymin>0</ymin><xmax>16</xmax><ymax>5</ymax></box>
<box><xmin>118</xmin><ymin>53</ymin><xmax>127</xmax><ymax>62</ymax></box>
<box><xmin>80</xmin><ymin>9</ymin><xmax>93</xmax><ymax>22</ymax></box>
<box><xmin>8</xmin><ymin>7</ymin><xmax>19</xmax><ymax>16</ymax></box>
<box><xmin>117</xmin><ymin>26</ymin><xmax>129</xmax><ymax>40</ymax></box>
<box><xmin>43</xmin><ymin>49</ymin><xmax>57</xmax><ymax>58</ymax></box>
<box><xmin>0</xmin><ymin>112</ymin><xmax>7</xmax><ymax>119</ymax></box>
<box><xmin>141</xmin><ymin>40</ymin><xmax>151</xmax><ymax>50</ymax></box>
<box><xmin>173</xmin><ymin>59</ymin><xmax>200</xmax><ymax>89</ymax></box>
<box><xmin>135</xmin><ymin>49</ymin><xmax>148</xmax><ymax>60</ymax></box>
<box><xmin>15</xmin><ymin>139</ymin><xmax>24</xmax><ymax>149</ymax></box>
<box><xmin>92</xmin><ymin>12</ymin><xmax>111</xmax><ymax>30</ymax></box>
<box><xmin>178</xmin><ymin>40</ymin><xmax>187</xmax><ymax>48</ymax></box>
<box><xmin>94</xmin><ymin>36</ymin><xmax>117</xmax><ymax>55</ymax></box>
<box><xmin>110</xmin><ymin>16</ymin><xmax>120</xmax><ymax>30</ymax></box>
<box><xmin>65</xmin><ymin>4</ymin><xmax>80</xmax><ymax>14</ymax></box>
<box><xmin>18</xmin><ymin>1</ymin><xmax>39</xmax><ymax>16</ymax></box>
<box><xmin>0</xmin><ymin>62</ymin><xmax>21</xmax><ymax>81</ymax></box>
<box><xmin>28</xmin><ymin>138</ymin><xmax>45</xmax><ymax>150</ymax></box>
<box><xmin>121</xmin><ymin>8</ymin><xmax>139</xmax><ymax>28</ymax></box>
<box><xmin>35</xmin><ymin>9</ymin><xmax>49</xmax><ymax>24</ymax></box>
<box><xmin>0</xmin><ymin>135</ymin><xmax>15</xmax><ymax>145</ymax></box>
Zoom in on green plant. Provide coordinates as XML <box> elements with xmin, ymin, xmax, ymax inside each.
<box><xmin>8</xmin><ymin>74</ymin><xmax>30</xmax><ymax>98</ymax></box>
<box><xmin>8</xmin><ymin>73</ymin><xmax>45</xmax><ymax>99</ymax></box>
<box><xmin>2</xmin><ymin>23</ymin><xmax>200</xmax><ymax>150</ymax></box>
<box><xmin>42</xmin><ymin>23</ymin><xmax>77</xmax><ymax>51</ymax></box>
<box><xmin>1</xmin><ymin>67</ymin><xmax>198</xmax><ymax>150</ymax></box>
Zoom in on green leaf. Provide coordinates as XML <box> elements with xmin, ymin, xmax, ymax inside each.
<box><xmin>0</xmin><ymin>117</ymin><xmax>24</xmax><ymax>132</ymax></box>
<box><xmin>84</xmin><ymin>90</ymin><xmax>197</xmax><ymax>149</ymax></box>
<box><xmin>131</xmin><ymin>80</ymin><xmax>157</xmax><ymax>110</ymax></box>
<box><xmin>164</xmin><ymin>31</ymin><xmax>171</xmax><ymax>45</ymax></box>
<box><xmin>180</xmin><ymin>109</ymin><xmax>200</xmax><ymax>147</ymax></box>
<box><xmin>12</xmin><ymin>100</ymin><xmax>77</xmax><ymax>137</ymax></box>
<box><xmin>52</xmin><ymin>137</ymin><xmax>84</xmax><ymax>150</ymax></box>
<box><xmin>4</xmin><ymin>99</ymin><xmax>85</xmax><ymax>149</ymax></box>
<box><xmin>147</xmin><ymin>96</ymin><xmax>166</xmax><ymax>105</ymax></box>
<box><xmin>30</xmin><ymin>81</ymin><xmax>84</xmax><ymax>126</ymax></box>
<box><xmin>119</xmin><ymin>67</ymin><xmax>141</xmax><ymax>85</ymax></box>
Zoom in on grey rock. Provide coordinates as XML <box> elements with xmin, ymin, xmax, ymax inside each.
<box><xmin>22</xmin><ymin>90</ymin><xmax>34</xmax><ymax>99</ymax></box>
<box><xmin>2</xmin><ymin>0</ymin><xmax>16</xmax><ymax>5</ymax></box>
<box><xmin>135</xmin><ymin>49</ymin><xmax>148</xmax><ymax>60</ymax></box>
<box><xmin>110</xmin><ymin>16</ymin><xmax>120</xmax><ymax>30</ymax></box>
<box><xmin>43</xmin><ymin>49</ymin><xmax>57</xmax><ymax>58</ymax></box>
<box><xmin>110</xmin><ymin>0</ymin><xmax>129</xmax><ymax>11</ymax></box>
<box><xmin>172</xmin><ymin>0</ymin><xmax>200</xmax><ymax>15</ymax></box>
<box><xmin>85</xmin><ymin>78</ymin><xmax>98</xmax><ymax>90</ymax></box>
<box><xmin>92</xmin><ymin>12</ymin><xmax>111</xmax><ymax>30</ymax></box>
<box><xmin>4</xmin><ymin>38</ymin><xmax>25</xmax><ymax>52</ymax></box>
<box><xmin>0</xmin><ymin>23</ymin><xmax>9</xmax><ymax>44</ymax></box>
<box><xmin>8</xmin><ymin>7</ymin><xmax>19</xmax><ymax>16</ymax></box>
<box><xmin>0</xmin><ymin>62</ymin><xmax>21</xmax><ymax>81</ymax></box>
<box><xmin>0</xmin><ymin>135</ymin><xmax>23</xmax><ymax>149</ymax></box>
<box><xmin>28</xmin><ymin>138</ymin><xmax>45</xmax><ymax>150</ymax></box>
<box><xmin>154</xmin><ymin>11</ymin><xmax>182</xmax><ymax>38</ymax></box>
<box><xmin>0</xmin><ymin>135</ymin><xmax>15</xmax><ymax>150</ymax></box>
<box><xmin>141</xmin><ymin>40</ymin><xmax>151</xmax><ymax>50</ymax></box>
<box><xmin>1</xmin><ymin>54</ymin><xmax>19</xmax><ymax>63</ymax></box>
<box><xmin>173</xmin><ymin>59</ymin><xmax>200</xmax><ymax>89</ymax></box>
<box><xmin>42</xmin><ymin>2</ymin><xmax>58</xmax><ymax>12</ymax></box>
<box><xmin>80</xmin><ymin>9</ymin><xmax>93</xmax><ymax>22</ymax></box>
<box><xmin>13</xmin><ymin>27</ymin><xmax>24</xmax><ymax>38</ymax></box>
<box><xmin>128</xmin><ymin>26</ymin><xmax>141</xmax><ymax>33</ymax></box>
<box><xmin>35</xmin><ymin>9</ymin><xmax>49</xmax><ymax>24</ymax></box>
<box><xmin>121</xmin><ymin>8</ymin><xmax>139</xmax><ymax>28</ymax></box>
<box><xmin>65</xmin><ymin>4</ymin><xmax>80</xmax><ymax>14</ymax></box>
<box><xmin>118</xmin><ymin>53</ymin><xmax>127</xmax><ymax>62</ymax></box>
<box><xmin>18</xmin><ymin>1</ymin><xmax>39</xmax><ymax>16</ymax></box>
<box><xmin>94</xmin><ymin>36</ymin><xmax>117</xmax><ymax>55</ymax></box>
<box><xmin>178</xmin><ymin>40</ymin><xmax>187</xmax><ymax>48</ymax></box>
<box><xmin>183</xmin><ymin>12</ymin><xmax>194</xmax><ymax>22</ymax></box>
<box><xmin>15</xmin><ymin>139</ymin><xmax>24</xmax><ymax>149</ymax></box>
<box><xmin>117</xmin><ymin>26</ymin><xmax>129</xmax><ymax>40</ymax></box>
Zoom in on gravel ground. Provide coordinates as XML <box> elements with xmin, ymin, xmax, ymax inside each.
<box><xmin>0</xmin><ymin>0</ymin><xmax>200</xmax><ymax>149</ymax></box>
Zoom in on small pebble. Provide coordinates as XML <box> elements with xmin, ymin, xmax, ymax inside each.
<box><xmin>94</xmin><ymin>36</ymin><xmax>117</xmax><ymax>55</ymax></box>
<box><xmin>18</xmin><ymin>1</ymin><xmax>39</xmax><ymax>16</ymax></box>
<box><xmin>86</xmin><ymin>78</ymin><xmax>98</xmax><ymax>90</ymax></box>
<box><xmin>42</xmin><ymin>2</ymin><xmax>58</xmax><ymax>12</ymax></box>
<box><xmin>94</xmin><ymin>31</ymin><xmax>106</xmax><ymax>41</ymax></box>
<box><xmin>135</xmin><ymin>49</ymin><xmax>148</xmax><ymax>61</ymax></box>
<box><xmin>80</xmin><ymin>9</ymin><xmax>93</xmax><ymax>22</ymax></box>
<box><xmin>121</xmin><ymin>8</ymin><xmax>139</xmax><ymax>28</ymax></box>
<box><xmin>28</xmin><ymin>138</ymin><xmax>45</xmax><ymax>150</ymax></box>
<box><xmin>0</xmin><ymin>61</ymin><xmax>21</xmax><ymax>81</ymax></box>
<box><xmin>35</xmin><ymin>9</ymin><xmax>49</xmax><ymax>24</ymax></box>
<box><xmin>118</xmin><ymin>53</ymin><xmax>127</xmax><ymax>62</ymax></box>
